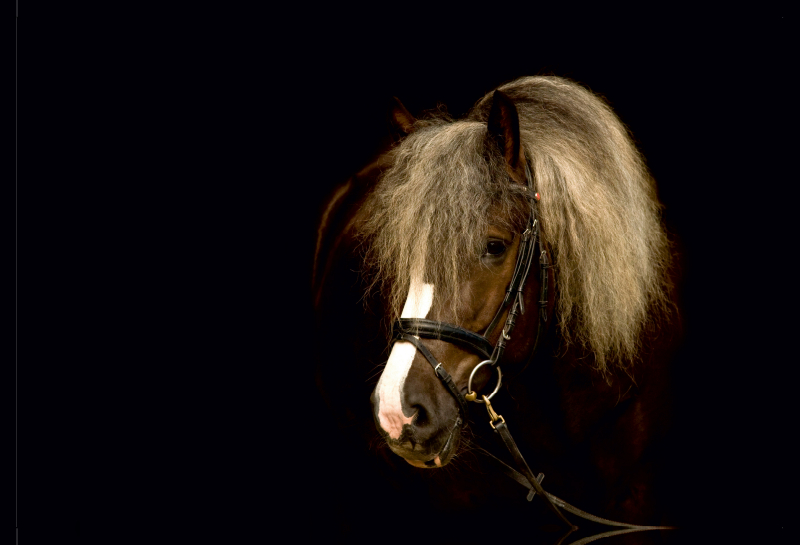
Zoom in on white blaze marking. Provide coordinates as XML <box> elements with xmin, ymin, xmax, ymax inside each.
<box><xmin>376</xmin><ymin>279</ymin><xmax>434</xmax><ymax>440</ymax></box>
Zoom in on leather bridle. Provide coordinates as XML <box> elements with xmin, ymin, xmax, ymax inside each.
<box><xmin>392</xmin><ymin>161</ymin><xmax>548</xmax><ymax>423</ymax></box>
<box><xmin>387</xmin><ymin>162</ymin><xmax>674</xmax><ymax>533</ymax></box>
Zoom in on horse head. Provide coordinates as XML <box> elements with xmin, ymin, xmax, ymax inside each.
<box><xmin>313</xmin><ymin>76</ymin><xmax>680</xmax><ymax>531</ymax></box>
<box><xmin>366</xmin><ymin>90</ymin><xmax>550</xmax><ymax>468</ymax></box>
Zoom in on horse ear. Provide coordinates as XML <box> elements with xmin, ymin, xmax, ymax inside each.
<box><xmin>389</xmin><ymin>96</ymin><xmax>416</xmax><ymax>138</ymax></box>
<box><xmin>485</xmin><ymin>90</ymin><xmax>526</xmax><ymax>183</ymax></box>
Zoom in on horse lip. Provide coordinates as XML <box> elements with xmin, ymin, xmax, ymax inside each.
<box><xmin>398</xmin><ymin>418</ymin><xmax>462</xmax><ymax>468</ymax></box>
<box><xmin>388</xmin><ymin>445</ymin><xmax>433</xmax><ymax>462</ymax></box>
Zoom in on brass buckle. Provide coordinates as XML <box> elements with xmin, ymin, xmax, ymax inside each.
<box><xmin>482</xmin><ymin>395</ymin><xmax>505</xmax><ymax>429</ymax></box>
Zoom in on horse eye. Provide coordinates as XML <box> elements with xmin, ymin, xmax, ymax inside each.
<box><xmin>485</xmin><ymin>240</ymin><xmax>507</xmax><ymax>257</ymax></box>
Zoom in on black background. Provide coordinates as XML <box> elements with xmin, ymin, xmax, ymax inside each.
<box><xmin>21</xmin><ymin>11</ymin><xmax>792</xmax><ymax>543</ymax></box>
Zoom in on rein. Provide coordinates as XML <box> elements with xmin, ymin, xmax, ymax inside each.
<box><xmin>389</xmin><ymin>163</ymin><xmax>674</xmax><ymax>532</ymax></box>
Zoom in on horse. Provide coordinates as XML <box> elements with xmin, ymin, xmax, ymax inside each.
<box><xmin>312</xmin><ymin>76</ymin><xmax>681</xmax><ymax>542</ymax></box>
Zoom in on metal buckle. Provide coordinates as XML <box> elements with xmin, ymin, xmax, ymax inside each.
<box><xmin>483</xmin><ymin>395</ymin><xmax>506</xmax><ymax>429</ymax></box>
<box><xmin>464</xmin><ymin>360</ymin><xmax>502</xmax><ymax>402</ymax></box>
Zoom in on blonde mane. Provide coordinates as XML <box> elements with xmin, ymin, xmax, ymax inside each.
<box><xmin>358</xmin><ymin>76</ymin><xmax>673</xmax><ymax>370</ymax></box>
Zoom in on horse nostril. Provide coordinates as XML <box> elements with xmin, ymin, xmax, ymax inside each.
<box><xmin>411</xmin><ymin>405</ymin><xmax>429</xmax><ymax>427</ymax></box>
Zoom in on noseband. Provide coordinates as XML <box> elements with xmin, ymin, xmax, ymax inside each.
<box><xmin>386</xmin><ymin>164</ymin><xmax>673</xmax><ymax>533</ymax></box>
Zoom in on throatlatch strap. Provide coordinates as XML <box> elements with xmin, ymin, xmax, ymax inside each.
<box><xmin>396</xmin><ymin>333</ymin><xmax>470</xmax><ymax>417</ymax></box>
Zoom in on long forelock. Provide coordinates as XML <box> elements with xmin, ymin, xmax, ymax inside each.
<box><xmin>358</xmin><ymin>120</ymin><xmax>528</xmax><ymax>324</ymax></box>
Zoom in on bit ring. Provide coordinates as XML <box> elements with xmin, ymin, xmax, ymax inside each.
<box><xmin>465</xmin><ymin>360</ymin><xmax>502</xmax><ymax>403</ymax></box>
